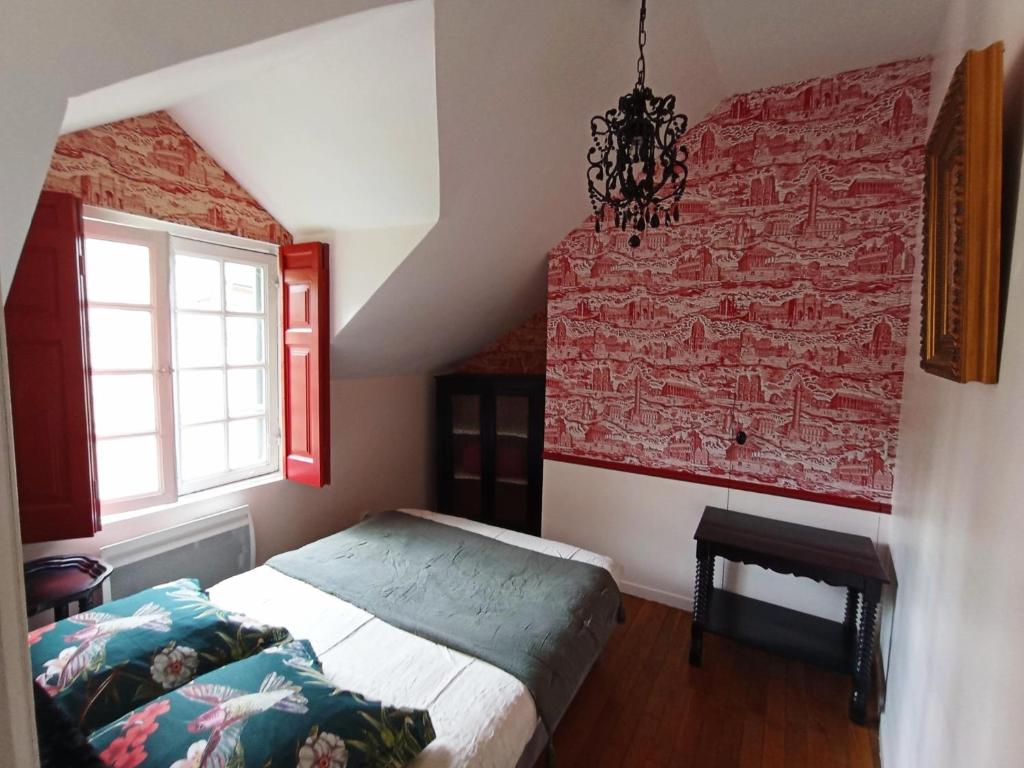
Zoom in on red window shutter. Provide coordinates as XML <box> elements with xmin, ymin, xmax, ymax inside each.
<box><xmin>5</xmin><ymin>191</ymin><xmax>99</xmax><ymax>543</ymax></box>
<box><xmin>281</xmin><ymin>242</ymin><xmax>330</xmax><ymax>487</ymax></box>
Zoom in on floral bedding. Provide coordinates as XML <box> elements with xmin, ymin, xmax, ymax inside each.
<box><xmin>88</xmin><ymin>639</ymin><xmax>436</xmax><ymax>768</ymax></box>
<box><xmin>29</xmin><ymin>578</ymin><xmax>289</xmax><ymax>733</ymax></box>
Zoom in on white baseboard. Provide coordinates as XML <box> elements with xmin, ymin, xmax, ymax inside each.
<box><xmin>879</xmin><ymin>712</ymin><xmax>892</xmax><ymax>768</ymax></box>
<box><xmin>620</xmin><ymin>580</ymin><xmax>693</xmax><ymax>611</ymax></box>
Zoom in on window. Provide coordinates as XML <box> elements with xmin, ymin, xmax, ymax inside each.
<box><xmin>171</xmin><ymin>238</ymin><xmax>278</xmax><ymax>493</ymax></box>
<box><xmin>83</xmin><ymin>217</ymin><xmax>280</xmax><ymax>515</ymax></box>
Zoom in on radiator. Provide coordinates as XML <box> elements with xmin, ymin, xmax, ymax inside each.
<box><xmin>100</xmin><ymin>506</ymin><xmax>254</xmax><ymax>601</ymax></box>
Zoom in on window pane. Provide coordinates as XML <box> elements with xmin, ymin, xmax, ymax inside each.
<box><xmin>228</xmin><ymin>417</ymin><xmax>267</xmax><ymax>470</ymax></box>
<box><xmin>225</xmin><ymin>262</ymin><xmax>264</xmax><ymax>313</ymax></box>
<box><xmin>88</xmin><ymin>308</ymin><xmax>153</xmax><ymax>370</ymax></box>
<box><xmin>178</xmin><ymin>370</ymin><xmax>226</xmax><ymax>425</ymax></box>
<box><xmin>175</xmin><ymin>255</ymin><xmax>222</xmax><ymax>311</ymax></box>
<box><xmin>91</xmin><ymin>374</ymin><xmax>156</xmax><ymax>437</ymax></box>
<box><xmin>227</xmin><ymin>368</ymin><xmax>266</xmax><ymax>417</ymax></box>
<box><xmin>84</xmin><ymin>238</ymin><xmax>151</xmax><ymax>305</ymax></box>
<box><xmin>180</xmin><ymin>422</ymin><xmax>227</xmax><ymax>480</ymax></box>
<box><xmin>226</xmin><ymin>317</ymin><xmax>265</xmax><ymax>365</ymax></box>
<box><xmin>96</xmin><ymin>435</ymin><xmax>160</xmax><ymax>500</ymax></box>
<box><xmin>176</xmin><ymin>313</ymin><xmax>224</xmax><ymax>367</ymax></box>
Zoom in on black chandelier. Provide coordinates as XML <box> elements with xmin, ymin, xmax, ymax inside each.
<box><xmin>587</xmin><ymin>0</ymin><xmax>689</xmax><ymax>248</ymax></box>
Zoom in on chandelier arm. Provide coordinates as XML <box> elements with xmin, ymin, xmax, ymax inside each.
<box><xmin>590</xmin><ymin>114</ymin><xmax>615</xmax><ymax>136</ymax></box>
<box><xmin>587</xmin><ymin>144</ymin><xmax>610</xmax><ymax>168</ymax></box>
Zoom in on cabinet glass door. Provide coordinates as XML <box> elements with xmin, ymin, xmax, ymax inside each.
<box><xmin>451</xmin><ymin>393</ymin><xmax>483</xmax><ymax>520</ymax></box>
<box><xmin>493</xmin><ymin>394</ymin><xmax>530</xmax><ymax>531</ymax></box>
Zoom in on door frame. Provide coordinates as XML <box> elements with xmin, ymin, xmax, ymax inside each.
<box><xmin>0</xmin><ymin>307</ymin><xmax>40</xmax><ymax>766</ymax></box>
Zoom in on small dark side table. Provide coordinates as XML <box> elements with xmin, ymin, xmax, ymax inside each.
<box><xmin>688</xmin><ymin>506</ymin><xmax>889</xmax><ymax>724</ymax></box>
<box><xmin>24</xmin><ymin>556</ymin><xmax>113</xmax><ymax>620</ymax></box>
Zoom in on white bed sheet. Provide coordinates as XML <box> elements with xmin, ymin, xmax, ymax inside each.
<box><xmin>207</xmin><ymin>509</ymin><xmax>621</xmax><ymax>768</ymax></box>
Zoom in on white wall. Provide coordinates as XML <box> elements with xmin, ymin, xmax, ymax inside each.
<box><xmin>318</xmin><ymin>224</ymin><xmax>435</xmax><ymax>335</ymax></box>
<box><xmin>881</xmin><ymin>1</ymin><xmax>1024</xmax><ymax>766</ymax></box>
<box><xmin>22</xmin><ymin>375</ymin><xmax>435</xmax><ymax>568</ymax></box>
<box><xmin>0</xmin><ymin>314</ymin><xmax>38</xmax><ymax>767</ymax></box>
<box><xmin>543</xmin><ymin>460</ymin><xmax>887</xmax><ymax>622</ymax></box>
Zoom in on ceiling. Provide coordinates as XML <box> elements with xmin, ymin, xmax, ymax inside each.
<box><xmin>694</xmin><ymin>0</ymin><xmax>947</xmax><ymax>96</ymax></box>
<box><xmin>46</xmin><ymin>0</ymin><xmax>949</xmax><ymax>377</ymax></box>
<box><xmin>171</xmin><ymin>1</ymin><xmax>439</xmax><ymax>233</ymax></box>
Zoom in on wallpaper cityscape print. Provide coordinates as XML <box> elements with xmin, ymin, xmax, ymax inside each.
<box><xmin>44</xmin><ymin>111</ymin><xmax>291</xmax><ymax>245</ymax></box>
<box><xmin>458</xmin><ymin>310</ymin><xmax>547</xmax><ymax>375</ymax></box>
<box><xmin>545</xmin><ymin>58</ymin><xmax>931</xmax><ymax>512</ymax></box>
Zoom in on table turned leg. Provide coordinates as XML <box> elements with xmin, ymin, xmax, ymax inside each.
<box><xmin>850</xmin><ymin>594</ymin><xmax>879</xmax><ymax>724</ymax></box>
<box><xmin>843</xmin><ymin>588</ymin><xmax>860</xmax><ymax>645</ymax></box>
<box><xmin>689</xmin><ymin>545</ymin><xmax>715</xmax><ymax>666</ymax></box>
<box><xmin>78</xmin><ymin>587</ymin><xmax>98</xmax><ymax>614</ymax></box>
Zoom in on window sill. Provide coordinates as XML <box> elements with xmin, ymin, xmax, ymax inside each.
<box><xmin>101</xmin><ymin>472</ymin><xmax>285</xmax><ymax>526</ymax></box>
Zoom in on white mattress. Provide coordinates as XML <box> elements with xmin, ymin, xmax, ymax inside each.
<box><xmin>207</xmin><ymin>509</ymin><xmax>622</xmax><ymax>768</ymax></box>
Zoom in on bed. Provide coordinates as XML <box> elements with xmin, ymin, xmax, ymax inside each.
<box><xmin>207</xmin><ymin>509</ymin><xmax>623</xmax><ymax>768</ymax></box>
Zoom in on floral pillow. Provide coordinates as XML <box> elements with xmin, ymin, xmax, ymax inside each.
<box><xmin>29</xmin><ymin>578</ymin><xmax>290</xmax><ymax>734</ymax></box>
<box><xmin>88</xmin><ymin>639</ymin><xmax>436</xmax><ymax>768</ymax></box>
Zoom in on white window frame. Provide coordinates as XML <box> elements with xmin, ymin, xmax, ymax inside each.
<box><xmin>82</xmin><ymin>207</ymin><xmax>281</xmax><ymax>517</ymax></box>
<box><xmin>169</xmin><ymin>236</ymin><xmax>281</xmax><ymax>494</ymax></box>
<box><xmin>83</xmin><ymin>220</ymin><xmax>177</xmax><ymax>515</ymax></box>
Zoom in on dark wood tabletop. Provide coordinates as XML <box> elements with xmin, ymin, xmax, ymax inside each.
<box><xmin>24</xmin><ymin>555</ymin><xmax>113</xmax><ymax>619</ymax></box>
<box><xmin>694</xmin><ymin>506</ymin><xmax>889</xmax><ymax>583</ymax></box>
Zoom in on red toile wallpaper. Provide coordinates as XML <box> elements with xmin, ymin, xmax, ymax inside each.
<box><xmin>44</xmin><ymin>111</ymin><xmax>291</xmax><ymax>245</ymax></box>
<box><xmin>545</xmin><ymin>58</ymin><xmax>931</xmax><ymax>512</ymax></box>
<box><xmin>458</xmin><ymin>310</ymin><xmax>548</xmax><ymax>375</ymax></box>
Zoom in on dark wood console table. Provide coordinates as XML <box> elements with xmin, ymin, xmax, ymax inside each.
<box><xmin>688</xmin><ymin>506</ymin><xmax>888</xmax><ymax>724</ymax></box>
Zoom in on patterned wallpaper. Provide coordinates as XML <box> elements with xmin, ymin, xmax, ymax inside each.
<box><xmin>457</xmin><ymin>310</ymin><xmax>547</xmax><ymax>375</ymax></box>
<box><xmin>544</xmin><ymin>58</ymin><xmax>931</xmax><ymax>512</ymax></box>
<box><xmin>44</xmin><ymin>111</ymin><xmax>291</xmax><ymax>245</ymax></box>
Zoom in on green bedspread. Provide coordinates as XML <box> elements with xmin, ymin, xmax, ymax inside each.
<box><xmin>266</xmin><ymin>510</ymin><xmax>623</xmax><ymax>733</ymax></box>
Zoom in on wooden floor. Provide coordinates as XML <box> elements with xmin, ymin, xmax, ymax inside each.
<box><xmin>541</xmin><ymin>595</ymin><xmax>880</xmax><ymax>768</ymax></box>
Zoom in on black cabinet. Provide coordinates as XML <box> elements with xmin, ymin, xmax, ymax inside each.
<box><xmin>436</xmin><ymin>374</ymin><xmax>544</xmax><ymax>535</ymax></box>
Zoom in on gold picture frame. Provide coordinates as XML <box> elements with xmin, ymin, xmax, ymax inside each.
<box><xmin>921</xmin><ymin>42</ymin><xmax>1003</xmax><ymax>383</ymax></box>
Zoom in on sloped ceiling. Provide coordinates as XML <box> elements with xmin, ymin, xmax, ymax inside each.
<box><xmin>331</xmin><ymin>0</ymin><xmax>728</xmax><ymax>377</ymax></box>
<box><xmin>331</xmin><ymin>0</ymin><xmax>946</xmax><ymax>377</ymax></box>
<box><xmin>10</xmin><ymin>0</ymin><xmax>949</xmax><ymax>377</ymax></box>
<box><xmin>170</xmin><ymin>1</ymin><xmax>440</xmax><ymax>233</ymax></box>
<box><xmin>168</xmin><ymin>0</ymin><xmax>440</xmax><ymax>341</ymax></box>
<box><xmin>0</xmin><ymin>0</ymin><xmax>405</xmax><ymax>299</ymax></box>
<box><xmin>694</xmin><ymin>0</ymin><xmax>946</xmax><ymax>96</ymax></box>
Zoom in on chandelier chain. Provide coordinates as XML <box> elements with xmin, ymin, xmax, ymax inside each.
<box><xmin>636</xmin><ymin>0</ymin><xmax>647</xmax><ymax>88</ymax></box>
